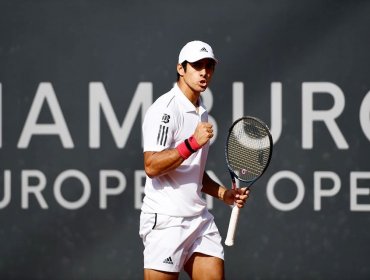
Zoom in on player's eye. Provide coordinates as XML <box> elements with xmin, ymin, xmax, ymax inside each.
<box><xmin>206</xmin><ymin>62</ymin><xmax>215</xmax><ymax>71</ymax></box>
<box><xmin>190</xmin><ymin>61</ymin><xmax>202</xmax><ymax>70</ymax></box>
<box><xmin>190</xmin><ymin>61</ymin><xmax>215</xmax><ymax>71</ymax></box>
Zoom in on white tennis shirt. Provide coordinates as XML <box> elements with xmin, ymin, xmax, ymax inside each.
<box><xmin>141</xmin><ymin>84</ymin><xmax>209</xmax><ymax>217</ymax></box>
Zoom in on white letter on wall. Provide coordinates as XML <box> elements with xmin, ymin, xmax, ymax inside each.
<box><xmin>314</xmin><ymin>171</ymin><xmax>341</xmax><ymax>211</ymax></box>
<box><xmin>267</xmin><ymin>171</ymin><xmax>305</xmax><ymax>211</ymax></box>
<box><xmin>351</xmin><ymin>172</ymin><xmax>370</xmax><ymax>211</ymax></box>
<box><xmin>0</xmin><ymin>170</ymin><xmax>11</xmax><ymax>208</ymax></box>
<box><xmin>89</xmin><ymin>82</ymin><xmax>152</xmax><ymax>148</ymax></box>
<box><xmin>134</xmin><ymin>170</ymin><xmax>146</xmax><ymax>209</ymax></box>
<box><xmin>18</xmin><ymin>83</ymin><xmax>74</xmax><ymax>148</ymax></box>
<box><xmin>232</xmin><ymin>82</ymin><xmax>244</xmax><ymax>121</ymax></box>
<box><xmin>100</xmin><ymin>170</ymin><xmax>126</xmax><ymax>209</ymax></box>
<box><xmin>270</xmin><ymin>82</ymin><xmax>282</xmax><ymax>142</ymax></box>
<box><xmin>302</xmin><ymin>82</ymin><xmax>348</xmax><ymax>149</ymax></box>
<box><xmin>54</xmin><ymin>170</ymin><xmax>91</xmax><ymax>210</ymax></box>
<box><xmin>22</xmin><ymin>170</ymin><xmax>48</xmax><ymax>209</ymax></box>
<box><xmin>202</xmin><ymin>88</ymin><xmax>217</xmax><ymax>145</ymax></box>
<box><xmin>359</xmin><ymin>90</ymin><xmax>370</xmax><ymax>142</ymax></box>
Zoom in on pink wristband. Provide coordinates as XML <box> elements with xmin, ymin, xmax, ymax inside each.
<box><xmin>176</xmin><ymin>136</ymin><xmax>202</xmax><ymax>160</ymax></box>
<box><xmin>176</xmin><ymin>142</ymin><xmax>192</xmax><ymax>159</ymax></box>
<box><xmin>188</xmin><ymin>136</ymin><xmax>201</xmax><ymax>150</ymax></box>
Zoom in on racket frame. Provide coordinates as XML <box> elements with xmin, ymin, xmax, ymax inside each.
<box><xmin>225</xmin><ymin>116</ymin><xmax>273</xmax><ymax>184</ymax></box>
<box><xmin>224</xmin><ymin>116</ymin><xmax>273</xmax><ymax>246</ymax></box>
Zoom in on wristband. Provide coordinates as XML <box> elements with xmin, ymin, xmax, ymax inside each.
<box><xmin>184</xmin><ymin>138</ymin><xmax>196</xmax><ymax>153</ymax></box>
<box><xmin>176</xmin><ymin>142</ymin><xmax>192</xmax><ymax>159</ymax></box>
<box><xmin>188</xmin><ymin>135</ymin><xmax>201</xmax><ymax>150</ymax></box>
<box><xmin>218</xmin><ymin>187</ymin><xmax>227</xmax><ymax>201</ymax></box>
<box><xmin>176</xmin><ymin>136</ymin><xmax>201</xmax><ymax>159</ymax></box>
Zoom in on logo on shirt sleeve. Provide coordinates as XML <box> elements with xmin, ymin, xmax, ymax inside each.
<box><xmin>161</xmin><ymin>114</ymin><xmax>170</xmax><ymax>123</ymax></box>
<box><xmin>157</xmin><ymin>125</ymin><xmax>169</xmax><ymax>146</ymax></box>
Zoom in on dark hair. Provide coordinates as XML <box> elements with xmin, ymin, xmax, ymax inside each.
<box><xmin>176</xmin><ymin>61</ymin><xmax>188</xmax><ymax>81</ymax></box>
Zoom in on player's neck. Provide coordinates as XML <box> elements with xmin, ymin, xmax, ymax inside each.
<box><xmin>177</xmin><ymin>81</ymin><xmax>201</xmax><ymax>107</ymax></box>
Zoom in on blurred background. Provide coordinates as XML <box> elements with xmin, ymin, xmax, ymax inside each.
<box><xmin>1</xmin><ymin>0</ymin><xmax>370</xmax><ymax>279</ymax></box>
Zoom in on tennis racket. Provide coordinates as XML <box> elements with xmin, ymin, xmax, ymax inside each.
<box><xmin>224</xmin><ymin>116</ymin><xmax>273</xmax><ymax>246</ymax></box>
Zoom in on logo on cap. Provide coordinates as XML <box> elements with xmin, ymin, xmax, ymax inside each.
<box><xmin>200</xmin><ymin>47</ymin><xmax>208</xmax><ymax>52</ymax></box>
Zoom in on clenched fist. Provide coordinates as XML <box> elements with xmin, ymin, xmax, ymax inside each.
<box><xmin>193</xmin><ymin>122</ymin><xmax>213</xmax><ymax>147</ymax></box>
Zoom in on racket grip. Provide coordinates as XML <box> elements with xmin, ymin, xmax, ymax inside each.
<box><xmin>225</xmin><ymin>205</ymin><xmax>241</xmax><ymax>246</ymax></box>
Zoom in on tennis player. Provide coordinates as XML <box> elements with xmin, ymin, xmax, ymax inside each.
<box><xmin>140</xmin><ymin>40</ymin><xmax>250</xmax><ymax>280</ymax></box>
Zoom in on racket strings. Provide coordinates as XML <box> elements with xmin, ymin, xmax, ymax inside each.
<box><xmin>227</xmin><ymin>119</ymin><xmax>272</xmax><ymax>181</ymax></box>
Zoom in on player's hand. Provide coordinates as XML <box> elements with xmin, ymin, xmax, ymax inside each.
<box><xmin>193</xmin><ymin>122</ymin><xmax>213</xmax><ymax>146</ymax></box>
<box><xmin>224</xmin><ymin>187</ymin><xmax>250</xmax><ymax>208</ymax></box>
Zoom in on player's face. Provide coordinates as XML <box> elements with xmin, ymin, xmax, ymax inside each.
<box><xmin>180</xmin><ymin>58</ymin><xmax>216</xmax><ymax>93</ymax></box>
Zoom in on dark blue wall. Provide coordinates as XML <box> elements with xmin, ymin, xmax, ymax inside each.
<box><xmin>1</xmin><ymin>1</ymin><xmax>370</xmax><ymax>279</ymax></box>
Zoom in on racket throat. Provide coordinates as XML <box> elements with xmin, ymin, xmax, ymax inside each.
<box><xmin>229</xmin><ymin>171</ymin><xmax>237</xmax><ymax>190</ymax></box>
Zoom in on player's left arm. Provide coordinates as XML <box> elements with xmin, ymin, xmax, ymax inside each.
<box><xmin>201</xmin><ymin>172</ymin><xmax>249</xmax><ymax>208</ymax></box>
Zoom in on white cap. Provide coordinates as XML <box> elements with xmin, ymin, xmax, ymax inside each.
<box><xmin>178</xmin><ymin>40</ymin><xmax>218</xmax><ymax>64</ymax></box>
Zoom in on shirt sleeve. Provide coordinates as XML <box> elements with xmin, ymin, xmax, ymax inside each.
<box><xmin>142</xmin><ymin>106</ymin><xmax>176</xmax><ymax>152</ymax></box>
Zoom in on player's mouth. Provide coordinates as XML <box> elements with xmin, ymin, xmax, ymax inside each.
<box><xmin>199</xmin><ymin>79</ymin><xmax>208</xmax><ymax>87</ymax></box>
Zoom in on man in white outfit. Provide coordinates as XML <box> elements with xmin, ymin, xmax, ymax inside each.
<box><xmin>140</xmin><ymin>40</ymin><xmax>250</xmax><ymax>280</ymax></box>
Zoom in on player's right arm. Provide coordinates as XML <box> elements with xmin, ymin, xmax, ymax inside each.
<box><xmin>144</xmin><ymin>122</ymin><xmax>213</xmax><ymax>178</ymax></box>
<box><xmin>144</xmin><ymin>150</ymin><xmax>183</xmax><ymax>178</ymax></box>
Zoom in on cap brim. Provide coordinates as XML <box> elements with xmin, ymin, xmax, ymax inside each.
<box><xmin>181</xmin><ymin>55</ymin><xmax>218</xmax><ymax>64</ymax></box>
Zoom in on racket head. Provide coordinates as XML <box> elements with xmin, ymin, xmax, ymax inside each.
<box><xmin>225</xmin><ymin>116</ymin><xmax>273</xmax><ymax>184</ymax></box>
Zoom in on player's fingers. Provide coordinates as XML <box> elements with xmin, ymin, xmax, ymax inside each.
<box><xmin>234</xmin><ymin>196</ymin><xmax>245</xmax><ymax>205</ymax></box>
<box><xmin>236</xmin><ymin>194</ymin><xmax>248</xmax><ymax>203</ymax></box>
<box><xmin>236</xmin><ymin>188</ymin><xmax>249</xmax><ymax>197</ymax></box>
<box><xmin>204</xmin><ymin>122</ymin><xmax>213</xmax><ymax>128</ymax></box>
<box><xmin>196</xmin><ymin>122</ymin><xmax>213</xmax><ymax>133</ymax></box>
<box><xmin>198</xmin><ymin>122</ymin><xmax>212</xmax><ymax>129</ymax></box>
<box><xmin>194</xmin><ymin>123</ymin><xmax>214</xmax><ymax>145</ymax></box>
<box><xmin>234</xmin><ymin>188</ymin><xmax>250</xmax><ymax>206</ymax></box>
<box><xmin>201</xmin><ymin>124</ymin><xmax>213</xmax><ymax>134</ymax></box>
<box><xmin>236</xmin><ymin>200</ymin><xmax>245</xmax><ymax>208</ymax></box>
<box><xmin>240</xmin><ymin>187</ymin><xmax>250</xmax><ymax>195</ymax></box>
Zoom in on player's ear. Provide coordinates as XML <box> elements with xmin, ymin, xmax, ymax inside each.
<box><xmin>177</xmin><ymin>63</ymin><xmax>185</xmax><ymax>76</ymax></box>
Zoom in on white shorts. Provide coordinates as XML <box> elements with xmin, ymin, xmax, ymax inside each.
<box><xmin>139</xmin><ymin>210</ymin><xmax>224</xmax><ymax>272</ymax></box>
